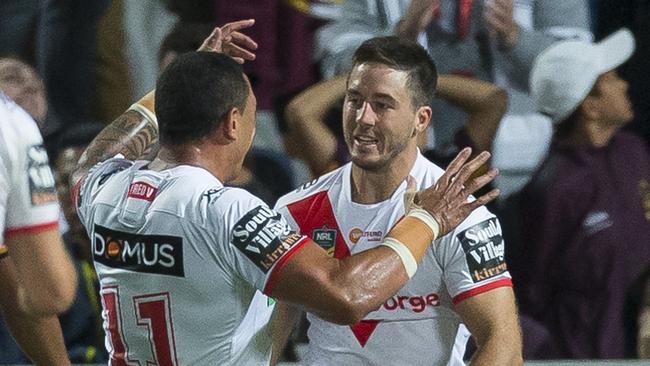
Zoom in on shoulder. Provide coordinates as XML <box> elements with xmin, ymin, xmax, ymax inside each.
<box><xmin>274</xmin><ymin>166</ymin><xmax>343</xmax><ymax>210</ymax></box>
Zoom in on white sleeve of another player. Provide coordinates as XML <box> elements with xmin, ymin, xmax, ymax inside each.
<box><xmin>1</xmin><ymin>105</ymin><xmax>59</xmax><ymax>240</ymax></box>
<box><xmin>438</xmin><ymin>206</ymin><xmax>512</xmax><ymax>305</ymax></box>
<box><xmin>214</xmin><ymin>188</ymin><xmax>310</xmax><ymax>294</ymax></box>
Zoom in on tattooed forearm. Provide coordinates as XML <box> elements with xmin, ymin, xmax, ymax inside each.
<box><xmin>72</xmin><ymin>110</ymin><xmax>159</xmax><ymax>183</ymax></box>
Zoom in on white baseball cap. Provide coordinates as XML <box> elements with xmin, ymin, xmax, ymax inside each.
<box><xmin>530</xmin><ymin>28</ymin><xmax>635</xmax><ymax>123</ymax></box>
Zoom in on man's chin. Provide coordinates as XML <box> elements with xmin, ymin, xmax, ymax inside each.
<box><xmin>351</xmin><ymin>155</ymin><xmax>387</xmax><ymax>172</ymax></box>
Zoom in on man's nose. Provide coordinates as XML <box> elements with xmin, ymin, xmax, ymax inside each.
<box><xmin>356</xmin><ymin>101</ymin><xmax>376</xmax><ymax>126</ymax></box>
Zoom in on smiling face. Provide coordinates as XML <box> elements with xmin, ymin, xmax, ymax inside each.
<box><xmin>343</xmin><ymin>62</ymin><xmax>429</xmax><ymax>172</ymax></box>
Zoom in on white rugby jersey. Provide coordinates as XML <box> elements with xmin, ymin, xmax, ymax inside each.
<box><xmin>75</xmin><ymin>158</ymin><xmax>309</xmax><ymax>365</ymax></box>
<box><xmin>274</xmin><ymin>152</ymin><xmax>512</xmax><ymax>366</ymax></box>
<box><xmin>0</xmin><ymin>93</ymin><xmax>58</xmax><ymax>257</ymax></box>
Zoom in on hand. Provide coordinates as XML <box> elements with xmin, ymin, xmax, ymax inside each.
<box><xmin>415</xmin><ymin>148</ymin><xmax>499</xmax><ymax>236</ymax></box>
<box><xmin>483</xmin><ymin>0</ymin><xmax>519</xmax><ymax>50</ymax></box>
<box><xmin>396</xmin><ymin>0</ymin><xmax>440</xmax><ymax>41</ymax></box>
<box><xmin>198</xmin><ymin>19</ymin><xmax>258</xmax><ymax>64</ymax></box>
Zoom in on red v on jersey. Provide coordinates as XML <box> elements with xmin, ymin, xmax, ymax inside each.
<box><xmin>287</xmin><ymin>191</ymin><xmax>350</xmax><ymax>259</ymax></box>
<box><xmin>287</xmin><ymin>191</ymin><xmax>382</xmax><ymax>346</ymax></box>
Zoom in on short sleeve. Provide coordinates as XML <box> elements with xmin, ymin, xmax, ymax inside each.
<box><xmin>438</xmin><ymin>207</ymin><xmax>512</xmax><ymax>305</ymax></box>
<box><xmin>213</xmin><ymin>188</ymin><xmax>309</xmax><ymax>295</ymax></box>
<box><xmin>75</xmin><ymin>157</ymin><xmax>133</xmax><ymax>227</ymax></box>
<box><xmin>0</xmin><ymin>101</ymin><xmax>59</xmax><ymax>243</ymax></box>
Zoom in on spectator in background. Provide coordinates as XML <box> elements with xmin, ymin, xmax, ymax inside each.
<box><xmin>596</xmin><ymin>0</ymin><xmax>650</xmax><ymax>146</ymax></box>
<box><xmin>0</xmin><ymin>57</ymin><xmax>47</xmax><ymax>128</ymax></box>
<box><xmin>510</xmin><ymin>29</ymin><xmax>650</xmax><ymax>359</ymax></box>
<box><xmin>315</xmin><ymin>0</ymin><xmax>592</xmax><ymax>197</ymax></box>
<box><xmin>284</xmin><ymin>72</ymin><xmax>507</xmax><ymax>178</ymax></box>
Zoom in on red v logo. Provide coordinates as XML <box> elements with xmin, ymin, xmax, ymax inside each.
<box><xmin>350</xmin><ymin>320</ymin><xmax>382</xmax><ymax>347</ymax></box>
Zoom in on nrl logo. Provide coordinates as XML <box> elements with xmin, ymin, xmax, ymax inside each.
<box><xmin>312</xmin><ymin>226</ymin><xmax>336</xmax><ymax>256</ymax></box>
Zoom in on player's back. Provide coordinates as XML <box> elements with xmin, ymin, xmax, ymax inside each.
<box><xmin>77</xmin><ymin>161</ymin><xmax>274</xmax><ymax>365</ymax></box>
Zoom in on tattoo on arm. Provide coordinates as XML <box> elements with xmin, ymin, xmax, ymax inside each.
<box><xmin>72</xmin><ymin>110</ymin><xmax>159</xmax><ymax>184</ymax></box>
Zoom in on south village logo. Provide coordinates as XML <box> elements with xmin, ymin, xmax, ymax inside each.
<box><xmin>93</xmin><ymin>224</ymin><xmax>184</xmax><ymax>277</ymax></box>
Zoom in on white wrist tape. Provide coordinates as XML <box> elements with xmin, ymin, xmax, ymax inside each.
<box><xmin>128</xmin><ymin>103</ymin><xmax>158</xmax><ymax>129</ymax></box>
<box><xmin>407</xmin><ymin>208</ymin><xmax>440</xmax><ymax>240</ymax></box>
<box><xmin>381</xmin><ymin>237</ymin><xmax>418</xmax><ymax>278</ymax></box>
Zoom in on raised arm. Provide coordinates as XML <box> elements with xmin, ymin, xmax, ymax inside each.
<box><xmin>284</xmin><ymin>74</ymin><xmax>346</xmax><ymax>176</ymax></box>
<box><xmin>267</xmin><ymin>149</ymin><xmax>500</xmax><ymax>324</ymax></box>
<box><xmin>71</xmin><ymin>20</ymin><xmax>258</xmax><ymax>188</ymax></box>
<box><xmin>484</xmin><ymin>0</ymin><xmax>592</xmax><ymax>89</ymax></box>
<box><xmin>436</xmin><ymin>74</ymin><xmax>507</xmax><ymax>152</ymax></box>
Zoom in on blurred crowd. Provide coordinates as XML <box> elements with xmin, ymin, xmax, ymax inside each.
<box><xmin>0</xmin><ymin>0</ymin><xmax>649</xmax><ymax>362</ymax></box>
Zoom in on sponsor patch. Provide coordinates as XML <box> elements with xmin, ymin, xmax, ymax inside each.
<box><xmin>127</xmin><ymin>181</ymin><xmax>158</xmax><ymax>202</ymax></box>
<box><xmin>456</xmin><ymin>218</ymin><xmax>507</xmax><ymax>282</ymax></box>
<box><xmin>92</xmin><ymin>224</ymin><xmax>184</xmax><ymax>277</ymax></box>
<box><xmin>231</xmin><ymin>205</ymin><xmax>301</xmax><ymax>273</ymax></box>
<box><xmin>348</xmin><ymin>228</ymin><xmax>382</xmax><ymax>244</ymax></box>
<box><xmin>26</xmin><ymin>144</ymin><xmax>56</xmax><ymax>205</ymax></box>
<box><xmin>312</xmin><ymin>226</ymin><xmax>336</xmax><ymax>256</ymax></box>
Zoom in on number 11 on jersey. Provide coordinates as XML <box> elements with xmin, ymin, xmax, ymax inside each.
<box><xmin>101</xmin><ymin>286</ymin><xmax>179</xmax><ymax>366</ymax></box>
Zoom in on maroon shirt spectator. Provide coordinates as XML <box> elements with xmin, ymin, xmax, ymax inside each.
<box><xmin>510</xmin><ymin>29</ymin><xmax>650</xmax><ymax>359</ymax></box>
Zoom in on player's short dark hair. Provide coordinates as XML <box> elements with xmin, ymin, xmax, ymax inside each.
<box><xmin>351</xmin><ymin>36</ymin><xmax>438</xmax><ymax>109</ymax></box>
<box><xmin>155</xmin><ymin>52</ymin><xmax>249</xmax><ymax>145</ymax></box>
<box><xmin>158</xmin><ymin>22</ymin><xmax>214</xmax><ymax>64</ymax></box>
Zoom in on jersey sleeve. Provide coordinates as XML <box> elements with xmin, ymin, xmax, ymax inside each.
<box><xmin>75</xmin><ymin>157</ymin><xmax>133</xmax><ymax>228</ymax></box>
<box><xmin>213</xmin><ymin>188</ymin><xmax>310</xmax><ymax>295</ymax></box>
<box><xmin>0</xmin><ymin>99</ymin><xmax>59</xmax><ymax>248</ymax></box>
<box><xmin>437</xmin><ymin>206</ymin><xmax>512</xmax><ymax>305</ymax></box>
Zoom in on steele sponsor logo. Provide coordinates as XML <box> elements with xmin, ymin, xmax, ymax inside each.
<box><xmin>457</xmin><ymin>218</ymin><xmax>507</xmax><ymax>282</ymax></box>
<box><xmin>92</xmin><ymin>224</ymin><xmax>184</xmax><ymax>277</ymax></box>
<box><xmin>348</xmin><ymin>228</ymin><xmax>383</xmax><ymax>244</ymax></box>
<box><xmin>382</xmin><ymin>293</ymin><xmax>440</xmax><ymax>313</ymax></box>
<box><xmin>26</xmin><ymin>144</ymin><xmax>56</xmax><ymax>205</ymax></box>
<box><xmin>231</xmin><ymin>206</ymin><xmax>300</xmax><ymax>272</ymax></box>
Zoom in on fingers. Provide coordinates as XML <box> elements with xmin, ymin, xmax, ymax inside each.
<box><xmin>230</xmin><ymin>31</ymin><xmax>258</xmax><ymax>51</ymax></box>
<box><xmin>224</xmin><ymin>42</ymin><xmax>256</xmax><ymax>62</ymax></box>
<box><xmin>198</xmin><ymin>27</ymin><xmax>223</xmax><ymax>52</ymax></box>
<box><xmin>466</xmin><ymin>188</ymin><xmax>501</xmax><ymax>211</ymax></box>
<box><xmin>452</xmin><ymin>151</ymin><xmax>491</xmax><ymax>189</ymax></box>
<box><xmin>464</xmin><ymin>168</ymin><xmax>499</xmax><ymax>195</ymax></box>
<box><xmin>438</xmin><ymin>147</ymin><xmax>472</xmax><ymax>188</ymax></box>
<box><xmin>220</xmin><ymin>19</ymin><xmax>256</xmax><ymax>33</ymax></box>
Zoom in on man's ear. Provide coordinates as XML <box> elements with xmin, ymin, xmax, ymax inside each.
<box><xmin>413</xmin><ymin>106</ymin><xmax>432</xmax><ymax>137</ymax></box>
<box><xmin>219</xmin><ymin>107</ymin><xmax>242</xmax><ymax>142</ymax></box>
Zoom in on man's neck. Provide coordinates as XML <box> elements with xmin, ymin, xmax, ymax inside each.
<box><xmin>350</xmin><ymin>148</ymin><xmax>418</xmax><ymax>204</ymax></box>
<box><xmin>149</xmin><ymin>144</ymin><xmax>233</xmax><ymax>182</ymax></box>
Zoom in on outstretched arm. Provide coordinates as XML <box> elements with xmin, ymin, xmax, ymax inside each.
<box><xmin>71</xmin><ymin>20</ymin><xmax>258</xmax><ymax>189</ymax></box>
<box><xmin>284</xmin><ymin>74</ymin><xmax>346</xmax><ymax>176</ymax></box>
<box><xmin>267</xmin><ymin>149</ymin><xmax>501</xmax><ymax>324</ymax></box>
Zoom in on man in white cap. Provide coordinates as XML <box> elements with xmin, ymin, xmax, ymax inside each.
<box><xmin>508</xmin><ymin>29</ymin><xmax>650</xmax><ymax>359</ymax></box>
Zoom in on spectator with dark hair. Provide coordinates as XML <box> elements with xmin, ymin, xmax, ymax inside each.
<box><xmin>511</xmin><ymin>29</ymin><xmax>650</xmax><ymax>359</ymax></box>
